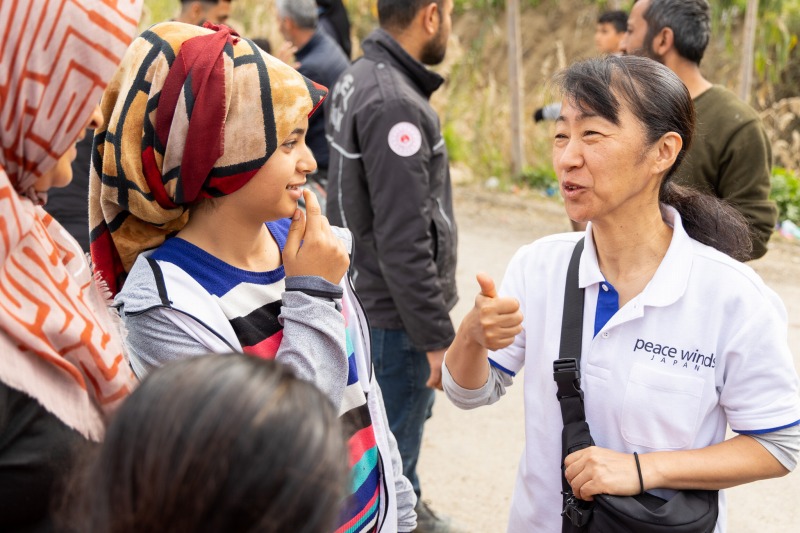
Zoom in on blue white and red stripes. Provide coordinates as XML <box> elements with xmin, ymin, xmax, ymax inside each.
<box><xmin>150</xmin><ymin>220</ymin><xmax>289</xmax><ymax>358</ymax></box>
<box><xmin>335</xmin><ymin>328</ymin><xmax>381</xmax><ymax>533</ymax></box>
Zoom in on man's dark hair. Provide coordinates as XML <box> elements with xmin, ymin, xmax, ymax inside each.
<box><xmin>640</xmin><ymin>0</ymin><xmax>710</xmax><ymax>64</ymax></box>
<box><xmin>598</xmin><ymin>10</ymin><xmax>628</xmax><ymax>33</ymax></box>
<box><xmin>67</xmin><ymin>355</ymin><xmax>348</xmax><ymax>533</ymax></box>
<box><xmin>556</xmin><ymin>55</ymin><xmax>753</xmax><ymax>261</ymax></box>
<box><xmin>378</xmin><ymin>0</ymin><xmax>443</xmax><ymax>32</ymax></box>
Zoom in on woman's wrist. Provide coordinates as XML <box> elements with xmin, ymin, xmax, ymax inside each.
<box><xmin>639</xmin><ymin>451</ymin><xmax>668</xmax><ymax>491</ymax></box>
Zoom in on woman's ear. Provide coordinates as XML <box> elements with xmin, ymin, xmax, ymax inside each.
<box><xmin>654</xmin><ymin>131</ymin><xmax>683</xmax><ymax>175</ymax></box>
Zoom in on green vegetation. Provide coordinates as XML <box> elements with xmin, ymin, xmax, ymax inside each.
<box><xmin>712</xmin><ymin>0</ymin><xmax>800</xmax><ymax>98</ymax></box>
<box><xmin>519</xmin><ymin>165</ymin><xmax>558</xmax><ymax>195</ymax></box>
<box><xmin>771</xmin><ymin>167</ymin><xmax>800</xmax><ymax>224</ymax></box>
<box><xmin>453</xmin><ymin>0</ymin><xmax>544</xmax><ymax>12</ymax></box>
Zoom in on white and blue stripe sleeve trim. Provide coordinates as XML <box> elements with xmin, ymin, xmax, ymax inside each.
<box><xmin>733</xmin><ymin>418</ymin><xmax>800</xmax><ymax>435</ymax></box>
<box><xmin>489</xmin><ymin>358</ymin><xmax>516</xmax><ymax>377</ymax></box>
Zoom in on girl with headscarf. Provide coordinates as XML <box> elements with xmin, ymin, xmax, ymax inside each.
<box><xmin>89</xmin><ymin>21</ymin><xmax>417</xmax><ymax>532</ymax></box>
<box><xmin>0</xmin><ymin>0</ymin><xmax>142</xmax><ymax>529</ymax></box>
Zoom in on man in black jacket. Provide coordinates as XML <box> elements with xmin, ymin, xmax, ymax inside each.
<box><xmin>326</xmin><ymin>1</ymin><xmax>458</xmax><ymax>531</ymax></box>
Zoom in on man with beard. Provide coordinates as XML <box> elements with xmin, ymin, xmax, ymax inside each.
<box><xmin>326</xmin><ymin>1</ymin><xmax>461</xmax><ymax>531</ymax></box>
<box><xmin>622</xmin><ymin>0</ymin><xmax>777</xmax><ymax>260</ymax></box>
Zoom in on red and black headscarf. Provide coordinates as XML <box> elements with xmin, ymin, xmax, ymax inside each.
<box><xmin>90</xmin><ymin>22</ymin><xmax>327</xmax><ymax>296</ymax></box>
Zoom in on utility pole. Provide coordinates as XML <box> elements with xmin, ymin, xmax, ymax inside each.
<box><xmin>738</xmin><ymin>0</ymin><xmax>759</xmax><ymax>103</ymax></box>
<box><xmin>507</xmin><ymin>0</ymin><xmax>525</xmax><ymax>177</ymax></box>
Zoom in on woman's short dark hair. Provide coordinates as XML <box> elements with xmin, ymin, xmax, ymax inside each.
<box><xmin>556</xmin><ymin>55</ymin><xmax>753</xmax><ymax>261</ymax></box>
<box><xmin>70</xmin><ymin>355</ymin><xmax>348</xmax><ymax>533</ymax></box>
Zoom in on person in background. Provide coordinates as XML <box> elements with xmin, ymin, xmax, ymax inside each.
<box><xmin>621</xmin><ymin>0</ymin><xmax>777</xmax><ymax>260</ymax></box>
<box><xmin>594</xmin><ymin>9</ymin><xmax>628</xmax><ymax>55</ymax></box>
<box><xmin>533</xmin><ymin>10</ymin><xmax>628</xmax><ymax>124</ymax></box>
<box><xmin>0</xmin><ymin>0</ymin><xmax>142</xmax><ymax>530</ymax></box>
<box><xmin>443</xmin><ymin>55</ymin><xmax>799</xmax><ymax>532</ymax></box>
<box><xmin>326</xmin><ymin>1</ymin><xmax>462</xmax><ymax>531</ymax></box>
<box><xmin>43</xmin><ymin>134</ymin><xmax>93</xmax><ymax>252</ymax></box>
<box><xmin>90</xmin><ymin>21</ymin><xmax>417</xmax><ymax>532</ymax></box>
<box><xmin>277</xmin><ymin>0</ymin><xmax>350</xmax><ymax>213</ymax></box>
<box><xmin>175</xmin><ymin>0</ymin><xmax>232</xmax><ymax>25</ymax></box>
<box><xmin>67</xmin><ymin>355</ymin><xmax>349</xmax><ymax>533</ymax></box>
<box><xmin>317</xmin><ymin>0</ymin><xmax>352</xmax><ymax>58</ymax></box>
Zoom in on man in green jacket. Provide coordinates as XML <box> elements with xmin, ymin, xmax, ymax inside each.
<box><xmin>622</xmin><ymin>0</ymin><xmax>777</xmax><ymax>260</ymax></box>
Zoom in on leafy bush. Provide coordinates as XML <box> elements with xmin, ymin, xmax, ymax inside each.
<box><xmin>771</xmin><ymin>166</ymin><xmax>800</xmax><ymax>223</ymax></box>
<box><xmin>443</xmin><ymin>122</ymin><xmax>469</xmax><ymax>163</ymax></box>
<box><xmin>453</xmin><ymin>0</ymin><xmax>544</xmax><ymax>12</ymax></box>
<box><xmin>519</xmin><ymin>166</ymin><xmax>558</xmax><ymax>196</ymax></box>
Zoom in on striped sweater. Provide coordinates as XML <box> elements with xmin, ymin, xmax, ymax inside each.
<box><xmin>150</xmin><ymin>220</ymin><xmax>288</xmax><ymax>358</ymax></box>
<box><xmin>143</xmin><ymin>220</ymin><xmax>383</xmax><ymax>532</ymax></box>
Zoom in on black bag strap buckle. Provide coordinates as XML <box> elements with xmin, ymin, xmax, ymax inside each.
<box><xmin>561</xmin><ymin>491</ymin><xmax>593</xmax><ymax>527</ymax></box>
<box><xmin>553</xmin><ymin>358</ymin><xmax>583</xmax><ymax>401</ymax></box>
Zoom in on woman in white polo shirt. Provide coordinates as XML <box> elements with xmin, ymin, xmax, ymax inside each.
<box><xmin>442</xmin><ymin>55</ymin><xmax>800</xmax><ymax>532</ymax></box>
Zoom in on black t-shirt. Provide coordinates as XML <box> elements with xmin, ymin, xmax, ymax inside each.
<box><xmin>0</xmin><ymin>382</ymin><xmax>90</xmax><ymax>532</ymax></box>
<box><xmin>43</xmin><ymin>131</ymin><xmax>92</xmax><ymax>253</ymax></box>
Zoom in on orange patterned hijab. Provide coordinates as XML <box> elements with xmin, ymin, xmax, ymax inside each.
<box><xmin>89</xmin><ymin>22</ymin><xmax>327</xmax><ymax>296</ymax></box>
<box><xmin>0</xmin><ymin>0</ymin><xmax>142</xmax><ymax>440</ymax></box>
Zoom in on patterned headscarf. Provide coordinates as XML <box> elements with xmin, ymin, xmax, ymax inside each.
<box><xmin>89</xmin><ymin>22</ymin><xmax>327</xmax><ymax>296</ymax></box>
<box><xmin>0</xmin><ymin>0</ymin><xmax>142</xmax><ymax>440</ymax></box>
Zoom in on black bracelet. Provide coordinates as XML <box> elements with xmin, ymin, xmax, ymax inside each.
<box><xmin>633</xmin><ymin>452</ymin><xmax>645</xmax><ymax>494</ymax></box>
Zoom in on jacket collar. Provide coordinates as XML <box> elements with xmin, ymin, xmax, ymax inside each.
<box><xmin>361</xmin><ymin>28</ymin><xmax>444</xmax><ymax>98</ymax></box>
<box><xmin>295</xmin><ymin>31</ymin><xmax>323</xmax><ymax>60</ymax></box>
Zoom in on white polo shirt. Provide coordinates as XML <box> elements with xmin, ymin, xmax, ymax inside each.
<box><xmin>489</xmin><ymin>207</ymin><xmax>800</xmax><ymax>533</ymax></box>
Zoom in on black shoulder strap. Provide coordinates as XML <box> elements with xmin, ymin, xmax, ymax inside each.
<box><xmin>559</xmin><ymin>238</ymin><xmax>585</xmax><ymax>363</ymax></box>
<box><xmin>553</xmin><ymin>237</ymin><xmax>587</xmax><ymax>427</ymax></box>
<box><xmin>553</xmin><ymin>238</ymin><xmax>595</xmax><ymax>531</ymax></box>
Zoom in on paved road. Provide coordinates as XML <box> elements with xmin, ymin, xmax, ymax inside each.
<box><xmin>417</xmin><ymin>185</ymin><xmax>800</xmax><ymax>532</ymax></box>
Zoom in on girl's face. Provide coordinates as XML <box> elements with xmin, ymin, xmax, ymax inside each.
<box><xmin>552</xmin><ymin>97</ymin><xmax>663</xmax><ymax>227</ymax></box>
<box><xmin>225</xmin><ymin>118</ymin><xmax>316</xmax><ymax>222</ymax></box>
<box><xmin>35</xmin><ymin>104</ymin><xmax>103</xmax><ymax>192</ymax></box>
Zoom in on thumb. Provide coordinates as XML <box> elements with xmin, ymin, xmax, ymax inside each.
<box><xmin>283</xmin><ymin>208</ymin><xmax>306</xmax><ymax>256</ymax></box>
<box><xmin>476</xmin><ymin>272</ymin><xmax>497</xmax><ymax>298</ymax></box>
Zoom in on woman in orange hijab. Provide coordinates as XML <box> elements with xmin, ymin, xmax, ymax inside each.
<box><xmin>0</xmin><ymin>1</ymin><xmax>142</xmax><ymax>529</ymax></box>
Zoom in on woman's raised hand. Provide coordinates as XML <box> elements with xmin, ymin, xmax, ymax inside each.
<box><xmin>444</xmin><ymin>273</ymin><xmax>523</xmax><ymax>390</ymax></box>
<box><xmin>468</xmin><ymin>273</ymin><xmax>524</xmax><ymax>351</ymax></box>
<box><xmin>283</xmin><ymin>190</ymin><xmax>349</xmax><ymax>284</ymax></box>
